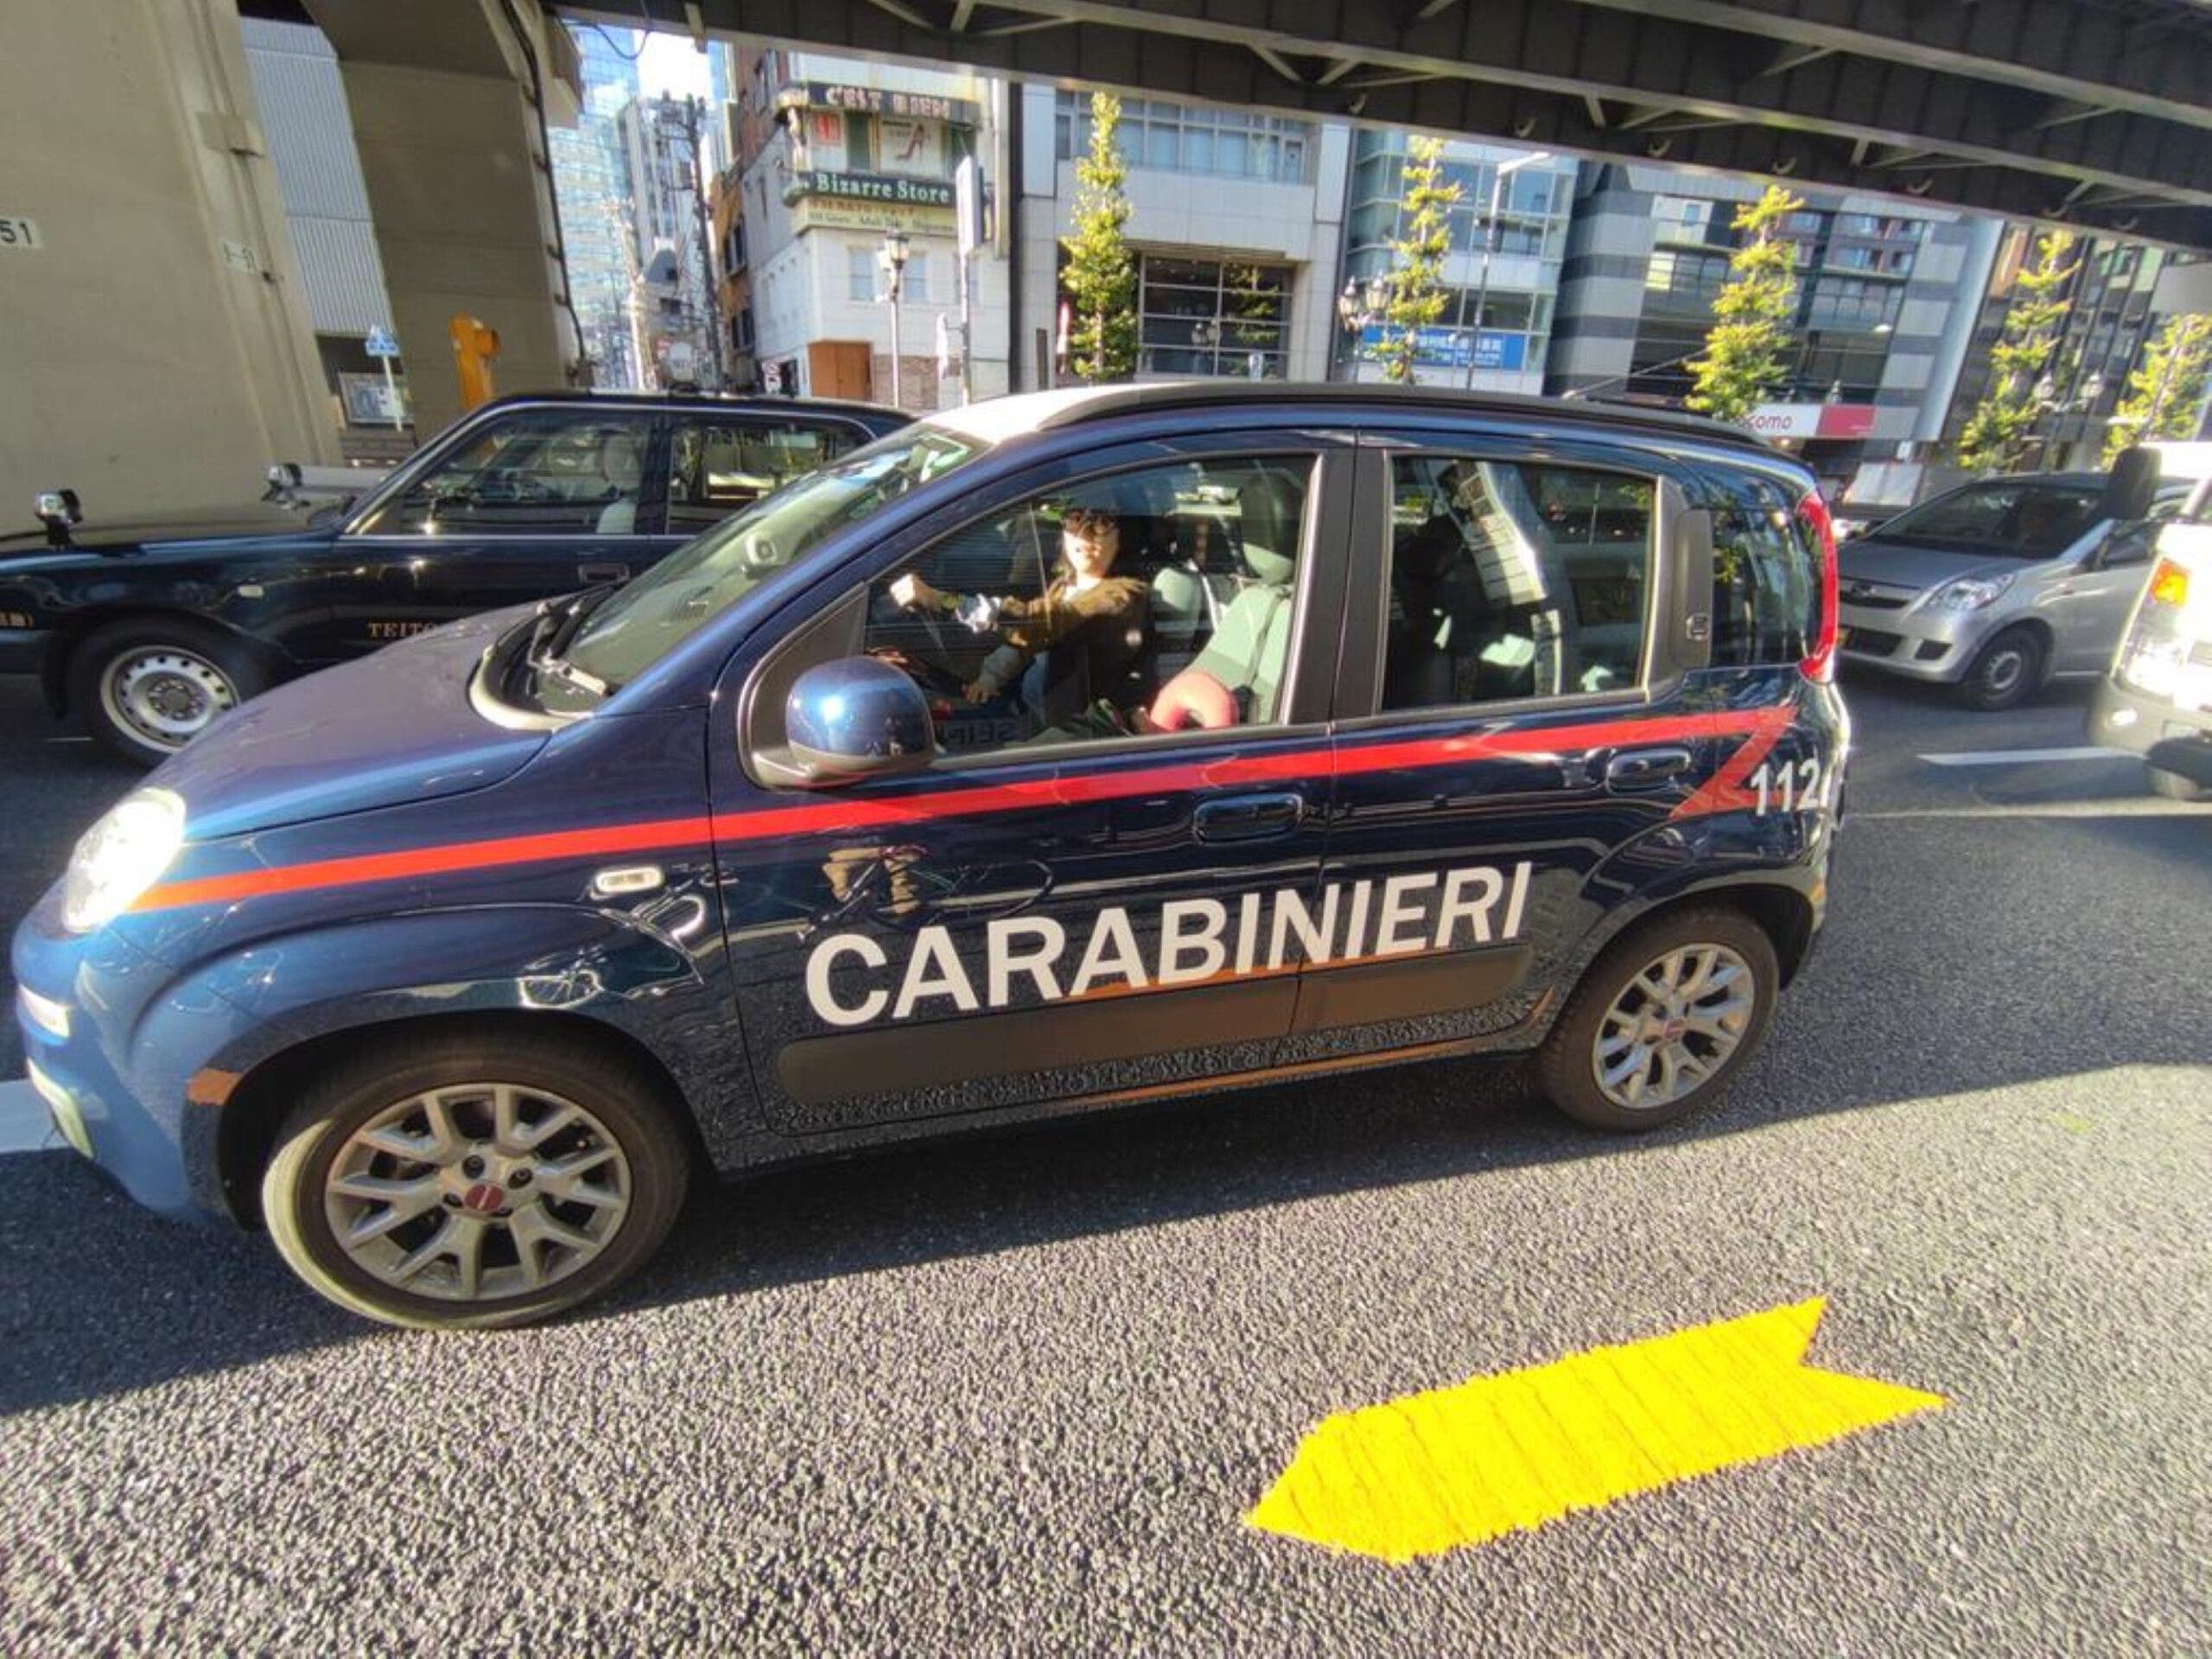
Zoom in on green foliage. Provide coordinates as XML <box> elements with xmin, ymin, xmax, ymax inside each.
<box><xmin>2104</xmin><ymin>313</ymin><xmax>2212</xmax><ymax>465</ymax></box>
<box><xmin>1379</xmin><ymin>137</ymin><xmax>1459</xmax><ymax>385</ymax></box>
<box><xmin>1058</xmin><ymin>92</ymin><xmax>1137</xmax><ymax>383</ymax></box>
<box><xmin>1956</xmin><ymin>230</ymin><xmax>2077</xmax><ymax>474</ymax></box>
<box><xmin>1684</xmin><ymin>186</ymin><xmax>1804</xmax><ymax>424</ymax></box>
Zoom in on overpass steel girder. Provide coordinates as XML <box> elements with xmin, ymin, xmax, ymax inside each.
<box><xmin>590</xmin><ymin>0</ymin><xmax>2212</xmax><ymax>249</ymax></box>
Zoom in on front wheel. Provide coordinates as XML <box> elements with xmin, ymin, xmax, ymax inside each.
<box><xmin>1537</xmin><ymin>908</ymin><xmax>1780</xmax><ymax>1131</ymax></box>
<box><xmin>69</xmin><ymin>618</ymin><xmax>270</xmax><ymax>766</ymax></box>
<box><xmin>261</xmin><ymin>1029</ymin><xmax>693</xmax><ymax>1330</ymax></box>
<box><xmin>1956</xmin><ymin>626</ymin><xmax>2045</xmax><ymax>712</ymax></box>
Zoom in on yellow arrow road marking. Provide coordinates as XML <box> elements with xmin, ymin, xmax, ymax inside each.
<box><xmin>1249</xmin><ymin>1297</ymin><xmax>1944</xmax><ymax>1564</ymax></box>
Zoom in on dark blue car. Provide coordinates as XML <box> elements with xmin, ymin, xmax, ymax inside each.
<box><xmin>2</xmin><ymin>391</ymin><xmax>906</xmax><ymax>763</ymax></box>
<box><xmin>14</xmin><ymin>384</ymin><xmax>1846</xmax><ymax>1328</ymax></box>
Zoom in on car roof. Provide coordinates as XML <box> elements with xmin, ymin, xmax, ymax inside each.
<box><xmin>925</xmin><ymin>381</ymin><xmax>1779</xmax><ymax>454</ymax></box>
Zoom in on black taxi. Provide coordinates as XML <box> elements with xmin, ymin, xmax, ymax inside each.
<box><xmin>15</xmin><ymin>384</ymin><xmax>1843</xmax><ymax>1328</ymax></box>
<box><xmin>2</xmin><ymin>391</ymin><xmax>906</xmax><ymax>763</ymax></box>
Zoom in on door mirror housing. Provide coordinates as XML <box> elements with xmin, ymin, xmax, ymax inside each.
<box><xmin>2101</xmin><ymin>446</ymin><xmax>2159</xmax><ymax>524</ymax></box>
<box><xmin>782</xmin><ymin>657</ymin><xmax>936</xmax><ymax>786</ymax></box>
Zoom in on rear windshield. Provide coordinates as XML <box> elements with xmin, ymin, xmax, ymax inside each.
<box><xmin>559</xmin><ymin>427</ymin><xmax>984</xmax><ymax>690</ymax></box>
<box><xmin>1874</xmin><ymin>480</ymin><xmax>2101</xmax><ymax>558</ymax></box>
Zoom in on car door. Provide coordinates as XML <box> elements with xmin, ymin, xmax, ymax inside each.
<box><xmin>1294</xmin><ymin>432</ymin><xmax>1751</xmax><ymax>1065</ymax></box>
<box><xmin>315</xmin><ymin>404</ymin><xmax>661</xmax><ymax>657</ymax></box>
<box><xmin>2037</xmin><ymin>518</ymin><xmax>2160</xmax><ymax>675</ymax></box>
<box><xmin>705</xmin><ymin>434</ymin><xmax>1355</xmax><ymax>1137</ymax></box>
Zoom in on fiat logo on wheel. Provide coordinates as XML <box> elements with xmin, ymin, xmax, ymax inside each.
<box><xmin>461</xmin><ymin>1180</ymin><xmax>505</xmax><ymax>1214</ymax></box>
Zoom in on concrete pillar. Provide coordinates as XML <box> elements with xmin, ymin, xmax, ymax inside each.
<box><xmin>0</xmin><ymin>0</ymin><xmax>336</xmax><ymax>519</ymax></box>
<box><xmin>308</xmin><ymin>0</ymin><xmax>580</xmax><ymax>437</ymax></box>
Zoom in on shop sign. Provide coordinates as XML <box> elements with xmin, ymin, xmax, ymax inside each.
<box><xmin>791</xmin><ymin>197</ymin><xmax>956</xmax><ymax>236</ymax></box>
<box><xmin>790</xmin><ymin>171</ymin><xmax>956</xmax><ymax>208</ymax></box>
<box><xmin>781</xmin><ymin>82</ymin><xmax>981</xmax><ymax>127</ymax></box>
<box><xmin>1746</xmin><ymin>403</ymin><xmax>1878</xmax><ymax>440</ymax></box>
<box><xmin>1358</xmin><ymin>325</ymin><xmax>1527</xmax><ymax>372</ymax></box>
<box><xmin>878</xmin><ymin>117</ymin><xmax>943</xmax><ymax>178</ymax></box>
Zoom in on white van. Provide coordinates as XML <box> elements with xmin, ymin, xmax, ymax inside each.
<box><xmin>2091</xmin><ymin>457</ymin><xmax>2212</xmax><ymax>800</ymax></box>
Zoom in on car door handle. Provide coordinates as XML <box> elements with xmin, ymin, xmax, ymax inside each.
<box><xmin>578</xmin><ymin>561</ymin><xmax>630</xmax><ymax>584</ymax></box>
<box><xmin>1194</xmin><ymin>791</ymin><xmax>1305</xmax><ymax>842</ymax></box>
<box><xmin>1605</xmin><ymin>747</ymin><xmax>1694</xmax><ymax>788</ymax></box>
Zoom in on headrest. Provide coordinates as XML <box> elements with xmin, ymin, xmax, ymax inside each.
<box><xmin>1237</xmin><ymin>470</ymin><xmax>1300</xmax><ymax>586</ymax></box>
<box><xmin>601</xmin><ymin>429</ymin><xmax>644</xmax><ymax>492</ymax></box>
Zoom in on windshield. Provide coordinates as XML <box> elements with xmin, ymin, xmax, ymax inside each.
<box><xmin>1874</xmin><ymin>480</ymin><xmax>2101</xmax><ymax>559</ymax></box>
<box><xmin>552</xmin><ymin>427</ymin><xmax>985</xmax><ymax>695</ymax></box>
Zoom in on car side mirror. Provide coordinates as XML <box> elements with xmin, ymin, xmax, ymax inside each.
<box><xmin>2101</xmin><ymin>446</ymin><xmax>2159</xmax><ymax>524</ymax></box>
<box><xmin>781</xmin><ymin>657</ymin><xmax>935</xmax><ymax>787</ymax></box>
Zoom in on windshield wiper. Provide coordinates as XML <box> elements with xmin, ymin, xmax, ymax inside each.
<box><xmin>512</xmin><ymin>583</ymin><xmax>620</xmax><ymax>702</ymax></box>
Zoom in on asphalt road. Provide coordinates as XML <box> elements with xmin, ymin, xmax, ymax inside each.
<box><xmin>0</xmin><ymin>671</ymin><xmax>2205</xmax><ymax>1654</ymax></box>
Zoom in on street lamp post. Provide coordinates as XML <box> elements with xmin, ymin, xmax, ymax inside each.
<box><xmin>1336</xmin><ymin>276</ymin><xmax>1388</xmax><ymax>382</ymax></box>
<box><xmin>1192</xmin><ymin>316</ymin><xmax>1220</xmax><ymax>376</ymax></box>
<box><xmin>1460</xmin><ymin>151</ymin><xmax>1549</xmax><ymax>390</ymax></box>
<box><xmin>879</xmin><ymin>229</ymin><xmax>911</xmax><ymax>409</ymax></box>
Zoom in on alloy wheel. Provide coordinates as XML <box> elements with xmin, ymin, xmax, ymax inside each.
<box><xmin>1590</xmin><ymin>943</ymin><xmax>1758</xmax><ymax>1112</ymax></box>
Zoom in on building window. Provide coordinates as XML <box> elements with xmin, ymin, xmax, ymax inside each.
<box><xmin>1132</xmin><ymin>255</ymin><xmax>1292</xmax><ymax>378</ymax></box>
<box><xmin>1052</xmin><ymin>91</ymin><xmax>1315</xmax><ymax>185</ymax></box>
<box><xmin>903</xmin><ymin>251</ymin><xmax>932</xmax><ymax>305</ymax></box>
<box><xmin>848</xmin><ymin>245</ymin><xmax>877</xmax><ymax>302</ymax></box>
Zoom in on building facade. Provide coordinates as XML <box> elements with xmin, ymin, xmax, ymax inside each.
<box><xmin>731</xmin><ymin>50</ymin><xmax>1011</xmax><ymax>410</ymax></box>
<box><xmin>617</xmin><ymin>92</ymin><xmax>722</xmax><ymax>386</ymax></box>
<box><xmin>240</xmin><ymin>16</ymin><xmax>409</xmax><ymax>459</ymax></box>
<box><xmin>550</xmin><ymin>24</ymin><xmax>644</xmax><ymax>390</ymax></box>
<box><xmin>1546</xmin><ymin>164</ymin><xmax>1996</xmax><ymax>497</ymax></box>
<box><xmin>1016</xmin><ymin>88</ymin><xmax>1350</xmax><ymax>388</ymax></box>
<box><xmin>1333</xmin><ymin>132</ymin><xmax>1580</xmax><ymax>394</ymax></box>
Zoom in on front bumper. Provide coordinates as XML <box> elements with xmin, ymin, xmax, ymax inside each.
<box><xmin>1836</xmin><ymin>599</ymin><xmax>1989</xmax><ymax>684</ymax></box>
<box><xmin>11</xmin><ymin>893</ymin><xmax>218</xmax><ymax>1221</ymax></box>
<box><xmin>2089</xmin><ymin>677</ymin><xmax>2212</xmax><ymax>781</ymax></box>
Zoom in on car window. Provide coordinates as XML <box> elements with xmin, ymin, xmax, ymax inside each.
<box><xmin>360</xmin><ymin>408</ymin><xmax>653</xmax><ymax>536</ymax></box>
<box><xmin>665</xmin><ymin>416</ymin><xmax>863</xmax><ymax>533</ymax></box>
<box><xmin>1382</xmin><ymin>456</ymin><xmax>1652</xmax><ymax>709</ymax></box>
<box><xmin>1877</xmin><ymin>481</ymin><xmax>2101</xmax><ymax>557</ymax></box>
<box><xmin>1710</xmin><ymin>471</ymin><xmax>1821</xmax><ymax>670</ymax></box>
<box><xmin>860</xmin><ymin>455</ymin><xmax>1313</xmax><ymax>756</ymax></box>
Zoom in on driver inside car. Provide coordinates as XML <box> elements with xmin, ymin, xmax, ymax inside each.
<box><xmin>889</xmin><ymin>504</ymin><xmax>1150</xmax><ymax>731</ymax></box>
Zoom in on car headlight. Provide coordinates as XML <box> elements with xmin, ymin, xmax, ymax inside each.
<box><xmin>61</xmin><ymin>789</ymin><xmax>186</xmax><ymax>933</ymax></box>
<box><xmin>1923</xmin><ymin>573</ymin><xmax>2015</xmax><ymax>613</ymax></box>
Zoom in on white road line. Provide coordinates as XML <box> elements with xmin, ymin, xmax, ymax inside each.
<box><xmin>1918</xmin><ymin>746</ymin><xmax>2129</xmax><ymax>767</ymax></box>
<box><xmin>0</xmin><ymin>1077</ymin><xmax>60</xmax><ymax>1156</ymax></box>
<box><xmin>1857</xmin><ymin>801</ymin><xmax>2209</xmax><ymax>820</ymax></box>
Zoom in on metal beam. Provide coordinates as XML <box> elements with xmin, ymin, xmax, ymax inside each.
<box><xmin>583</xmin><ymin>0</ymin><xmax>2212</xmax><ymax>248</ymax></box>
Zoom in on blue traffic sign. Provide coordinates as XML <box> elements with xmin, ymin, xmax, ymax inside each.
<box><xmin>364</xmin><ymin>326</ymin><xmax>401</xmax><ymax>359</ymax></box>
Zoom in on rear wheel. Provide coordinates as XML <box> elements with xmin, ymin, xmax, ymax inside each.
<box><xmin>1537</xmin><ymin>908</ymin><xmax>1780</xmax><ymax>1131</ymax></box>
<box><xmin>1956</xmin><ymin>626</ymin><xmax>2044</xmax><ymax>712</ymax></box>
<box><xmin>261</xmin><ymin>1028</ymin><xmax>693</xmax><ymax>1330</ymax></box>
<box><xmin>69</xmin><ymin>617</ymin><xmax>269</xmax><ymax>766</ymax></box>
<box><xmin>2146</xmin><ymin>764</ymin><xmax>2209</xmax><ymax>803</ymax></box>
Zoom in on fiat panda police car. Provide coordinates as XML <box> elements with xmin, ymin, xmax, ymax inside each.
<box><xmin>15</xmin><ymin>384</ymin><xmax>1845</xmax><ymax>1329</ymax></box>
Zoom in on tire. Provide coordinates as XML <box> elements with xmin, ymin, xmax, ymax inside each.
<box><xmin>1536</xmin><ymin>906</ymin><xmax>1780</xmax><ymax>1132</ymax></box>
<box><xmin>2146</xmin><ymin>765</ymin><xmax>2209</xmax><ymax>803</ymax></box>
<box><xmin>261</xmin><ymin>1027</ymin><xmax>693</xmax><ymax>1330</ymax></box>
<box><xmin>68</xmin><ymin>617</ymin><xmax>270</xmax><ymax>766</ymax></box>
<box><xmin>1955</xmin><ymin>626</ymin><xmax>2045</xmax><ymax>712</ymax></box>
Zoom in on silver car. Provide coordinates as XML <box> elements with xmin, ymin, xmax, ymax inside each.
<box><xmin>1835</xmin><ymin>466</ymin><xmax>2171</xmax><ymax>709</ymax></box>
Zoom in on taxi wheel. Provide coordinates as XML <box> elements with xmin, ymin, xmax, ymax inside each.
<box><xmin>1956</xmin><ymin>626</ymin><xmax>2044</xmax><ymax>712</ymax></box>
<box><xmin>1537</xmin><ymin>909</ymin><xmax>1779</xmax><ymax>1132</ymax></box>
<box><xmin>70</xmin><ymin>618</ymin><xmax>270</xmax><ymax>766</ymax></box>
<box><xmin>261</xmin><ymin>1029</ymin><xmax>693</xmax><ymax>1331</ymax></box>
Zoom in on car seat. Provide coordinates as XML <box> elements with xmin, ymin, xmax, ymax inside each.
<box><xmin>594</xmin><ymin>430</ymin><xmax>645</xmax><ymax>534</ymax></box>
<box><xmin>1147</xmin><ymin>471</ymin><xmax>1301</xmax><ymax>730</ymax></box>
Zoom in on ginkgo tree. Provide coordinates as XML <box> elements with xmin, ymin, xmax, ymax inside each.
<box><xmin>1684</xmin><ymin>185</ymin><xmax>1806</xmax><ymax>424</ymax></box>
<box><xmin>1058</xmin><ymin>92</ymin><xmax>1138</xmax><ymax>383</ymax></box>
<box><xmin>1956</xmin><ymin>229</ymin><xmax>2078</xmax><ymax>474</ymax></box>
<box><xmin>1377</xmin><ymin>136</ymin><xmax>1460</xmax><ymax>385</ymax></box>
<box><xmin>2104</xmin><ymin>313</ymin><xmax>2212</xmax><ymax>465</ymax></box>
